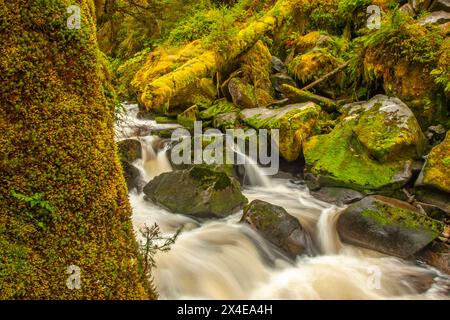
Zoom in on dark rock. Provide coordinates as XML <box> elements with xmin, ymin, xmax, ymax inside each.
<box><xmin>408</xmin><ymin>0</ymin><xmax>433</xmax><ymax>13</ymax></box>
<box><xmin>271</xmin><ymin>56</ymin><xmax>287</xmax><ymax>73</ymax></box>
<box><xmin>241</xmin><ymin>200</ymin><xmax>312</xmax><ymax>257</ymax></box>
<box><xmin>143</xmin><ymin>165</ymin><xmax>248</xmax><ymax>218</ymax></box>
<box><xmin>311</xmin><ymin>187</ymin><xmax>364</xmax><ymax>206</ymax></box>
<box><xmin>415</xmin><ymin>241</ymin><xmax>450</xmax><ymax>274</ymax></box>
<box><xmin>121</xmin><ymin>161</ymin><xmax>145</xmax><ymax>193</ymax></box>
<box><xmin>118</xmin><ymin>139</ymin><xmax>142</xmax><ymax>163</ymax></box>
<box><xmin>337</xmin><ymin>195</ymin><xmax>444</xmax><ymax>258</ymax></box>
<box><xmin>425</xmin><ymin>124</ymin><xmax>447</xmax><ymax>146</ymax></box>
<box><xmin>270</xmin><ymin>73</ymin><xmax>297</xmax><ymax>93</ymax></box>
<box><xmin>415</xmin><ymin>187</ymin><xmax>450</xmax><ymax>215</ymax></box>
<box><xmin>429</xmin><ymin>0</ymin><xmax>450</xmax><ymax>12</ymax></box>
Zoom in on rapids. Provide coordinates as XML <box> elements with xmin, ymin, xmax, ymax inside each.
<box><xmin>119</xmin><ymin>104</ymin><xmax>450</xmax><ymax>300</ymax></box>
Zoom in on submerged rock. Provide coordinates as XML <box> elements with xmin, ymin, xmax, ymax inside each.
<box><xmin>143</xmin><ymin>165</ymin><xmax>248</xmax><ymax>218</ymax></box>
<box><xmin>241</xmin><ymin>200</ymin><xmax>311</xmax><ymax>257</ymax></box>
<box><xmin>304</xmin><ymin>95</ymin><xmax>426</xmax><ymax>192</ymax></box>
<box><xmin>118</xmin><ymin>139</ymin><xmax>142</xmax><ymax>163</ymax></box>
<box><xmin>337</xmin><ymin>196</ymin><xmax>444</xmax><ymax>258</ymax></box>
<box><xmin>241</xmin><ymin>102</ymin><xmax>321</xmax><ymax>161</ymax></box>
<box><xmin>416</xmin><ymin>131</ymin><xmax>450</xmax><ymax>193</ymax></box>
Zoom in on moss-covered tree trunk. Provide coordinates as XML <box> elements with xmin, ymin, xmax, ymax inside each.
<box><xmin>136</xmin><ymin>0</ymin><xmax>301</xmax><ymax>112</ymax></box>
<box><xmin>0</xmin><ymin>0</ymin><xmax>152</xmax><ymax>299</ymax></box>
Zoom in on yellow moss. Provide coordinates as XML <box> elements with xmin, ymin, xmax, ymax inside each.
<box><xmin>422</xmin><ymin>132</ymin><xmax>450</xmax><ymax>193</ymax></box>
<box><xmin>0</xmin><ymin>0</ymin><xmax>151</xmax><ymax>299</ymax></box>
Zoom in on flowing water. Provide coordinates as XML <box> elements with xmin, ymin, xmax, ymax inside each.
<box><xmin>119</xmin><ymin>104</ymin><xmax>450</xmax><ymax>300</ymax></box>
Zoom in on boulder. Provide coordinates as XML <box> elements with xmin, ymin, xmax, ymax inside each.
<box><xmin>419</xmin><ymin>10</ymin><xmax>450</xmax><ymax>25</ymax></box>
<box><xmin>143</xmin><ymin>165</ymin><xmax>248</xmax><ymax>218</ymax></box>
<box><xmin>416</xmin><ymin>131</ymin><xmax>450</xmax><ymax>193</ymax></box>
<box><xmin>228</xmin><ymin>77</ymin><xmax>273</xmax><ymax>108</ymax></box>
<box><xmin>118</xmin><ymin>139</ymin><xmax>142</xmax><ymax>163</ymax></box>
<box><xmin>304</xmin><ymin>95</ymin><xmax>426</xmax><ymax>192</ymax></box>
<box><xmin>337</xmin><ymin>195</ymin><xmax>444</xmax><ymax>258</ymax></box>
<box><xmin>408</xmin><ymin>0</ymin><xmax>433</xmax><ymax>13</ymax></box>
<box><xmin>121</xmin><ymin>161</ymin><xmax>146</xmax><ymax>193</ymax></box>
<box><xmin>428</xmin><ymin>0</ymin><xmax>450</xmax><ymax>12</ymax></box>
<box><xmin>310</xmin><ymin>187</ymin><xmax>364</xmax><ymax>206</ymax></box>
<box><xmin>241</xmin><ymin>200</ymin><xmax>311</xmax><ymax>257</ymax></box>
<box><xmin>348</xmin><ymin>95</ymin><xmax>427</xmax><ymax>162</ymax></box>
<box><xmin>241</xmin><ymin>102</ymin><xmax>321</xmax><ymax>161</ymax></box>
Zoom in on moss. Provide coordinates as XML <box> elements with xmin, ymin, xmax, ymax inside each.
<box><xmin>155</xmin><ymin>116</ymin><xmax>177</xmax><ymax>124</ymax></box>
<box><xmin>422</xmin><ymin>131</ymin><xmax>450</xmax><ymax>193</ymax></box>
<box><xmin>199</xmin><ymin>98</ymin><xmax>239</xmax><ymax>120</ymax></box>
<box><xmin>0</xmin><ymin>0</ymin><xmax>151</xmax><ymax>299</ymax></box>
<box><xmin>189</xmin><ymin>165</ymin><xmax>233</xmax><ymax>191</ymax></box>
<box><xmin>177</xmin><ymin>105</ymin><xmax>199</xmax><ymax>129</ymax></box>
<box><xmin>361</xmin><ymin>202</ymin><xmax>444</xmax><ymax>237</ymax></box>
<box><xmin>303</xmin><ymin>117</ymin><xmax>412</xmax><ymax>192</ymax></box>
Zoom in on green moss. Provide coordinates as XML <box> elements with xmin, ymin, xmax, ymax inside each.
<box><xmin>177</xmin><ymin>105</ymin><xmax>199</xmax><ymax>129</ymax></box>
<box><xmin>199</xmin><ymin>99</ymin><xmax>239</xmax><ymax>120</ymax></box>
<box><xmin>303</xmin><ymin>118</ymin><xmax>410</xmax><ymax>192</ymax></box>
<box><xmin>189</xmin><ymin>165</ymin><xmax>232</xmax><ymax>191</ymax></box>
<box><xmin>361</xmin><ymin>202</ymin><xmax>444</xmax><ymax>237</ymax></box>
<box><xmin>0</xmin><ymin>0</ymin><xmax>151</xmax><ymax>299</ymax></box>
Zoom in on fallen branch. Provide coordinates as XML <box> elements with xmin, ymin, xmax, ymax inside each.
<box><xmin>301</xmin><ymin>60</ymin><xmax>351</xmax><ymax>92</ymax></box>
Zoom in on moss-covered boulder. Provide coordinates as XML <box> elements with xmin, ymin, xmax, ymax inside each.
<box><xmin>241</xmin><ymin>102</ymin><xmax>321</xmax><ymax>161</ymax></box>
<box><xmin>417</xmin><ymin>131</ymin><xmax>450</xmax><ymax>193</ymax></box>
<box><xmin>177</xmin><ymin>105</ymin><xmax>199</xmax><ymax>129</ymax></box>
<box><xmin>362</xmin><ymin>15</ymin><xmax>447</xmax><ymax>127</ymax></box>
<box><xmin>0</xmin><ymin>0</ymin><xmax>149</xmax><ymax>299</ymax></box>
<box><xmin>346</xmin><ymin>95</ymin><xmax>427</xmax><ymax>162</ymax></box>
<box><xmin>228</xmin><ymin>77</ymin><xmax>273</xmax><ymax>109</ymax></box>
<box><xmin>239</xmin><ymin>40</ymin><xmax>273</xmax><ymax>94</ymax></box>
<box><xmin>241</xmin><ymin>200</ymin><xmax>311</xmax><ymax>257</ymax></box>
<box><xmin>304</xmin><ymin>95</ymin><xmax>426</xmax><ymax>192</ymax></box>
<box><xmin>337</xmin><ymin>196</ymin><xmax>444</xmax><ymax>258</ymax></box>
<box><xmin>143</xmin><ymin>165</ymin><xmax>248</xmax><ymax>218</ymax></box>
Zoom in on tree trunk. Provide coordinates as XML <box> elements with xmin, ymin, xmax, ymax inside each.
<box><xmin>0</xmin><ymin>0</ymin><xmax>151</xmax><ymax>299</ymax></box>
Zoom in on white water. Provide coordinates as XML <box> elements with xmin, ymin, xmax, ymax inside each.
<box><xmin>121</xmin><ymin>104</ymin><xmax>450</xmax><ymax>300</ymax></box>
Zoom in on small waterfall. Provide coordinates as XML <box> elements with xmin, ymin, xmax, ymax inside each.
<box><xmin>140</xmin><ymin>136</ymin><xmax>173</xmax><ymax>181</ymax></box>
<box><xmin>232</xmin><ymin>145</ymin><xmax>273</xmax><ymax>188</ymax></box>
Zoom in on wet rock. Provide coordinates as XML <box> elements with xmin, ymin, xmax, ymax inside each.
<box><xmin>270</xmin><ymin>73</ymin><xmax>297</xmax><ymax>93</ymax></box>
<box><xmin>121</xmin><ymin>161</ymin><xmax>145</xmax><ymax>193</ymax></box>
<box><xmin>429</xmin><ymin>0</ymin><xmax>450</xmax><ymax>12</ymax></box>
<box><xmin>416</xmin><ymin>131</ymin><xmax>450</xmax><ymax>193</ymax></box>
<box><xmin>337</xmin><ymin>195</ymin><xmax>444</xmax><ymax>258</ymax></box>
<box><xmin>241</xmin><ymin>200</ymin><xmax>311</xmax><ymax>257</ymax></box>
<box><xmin>415</xmin><ymin>241</ymin><xmax>450</xmax><ymax>274</ymax></box>
<box><xmin>304</xmin><ymin>95</ymin><xmax>425</xmax><ymax>192</ymax></box>
<box><xmin>228</xmin><ymin>77</ymin><xmax>273</xmax><ymax>109</ymax></box>
<box><xmin>118</xmin><ymin>139</ymin><xmax>142</xmax><ymax>163</ymax></box>
<box><xmin>271</xmin><ymin>56</ymin><xmax>287</xmax><ymax>73</ymax></box>
<box><xmin>419</xmin><ymin>11</ymin><xmax>450</xmax><ymax>25</ymax></box>
<box><xmin>143</xmin><ymin>165</ymin><xmax>248</xmax><ymax>218</ymax></box>
<box><xmin>213</xmin><ymin>112</ymin><xmax>239</xmax><ymax>130</ymax></box>
<box><xmin>425</xmin><ymin>124</ymin><xmax>447</xmax><ymax>146</ymax></box>
<box><xmin>310</xmin><ymin>187</ymin><xmax>364</xmax><ymax>206</ymax></box>
<box><xmin>241</xmin><ymin>102</ymin><xmax>321</xmax><ymax>161</ymax></box>
<box><xmin>408</xmin><ymin>0</ymin><xmax>433</xmax><ymax>13</ymax></box>
<box><xmin>415</xmin><ymin>187</ymin><xmax>450</xmax><ymax>215</ymax></box>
